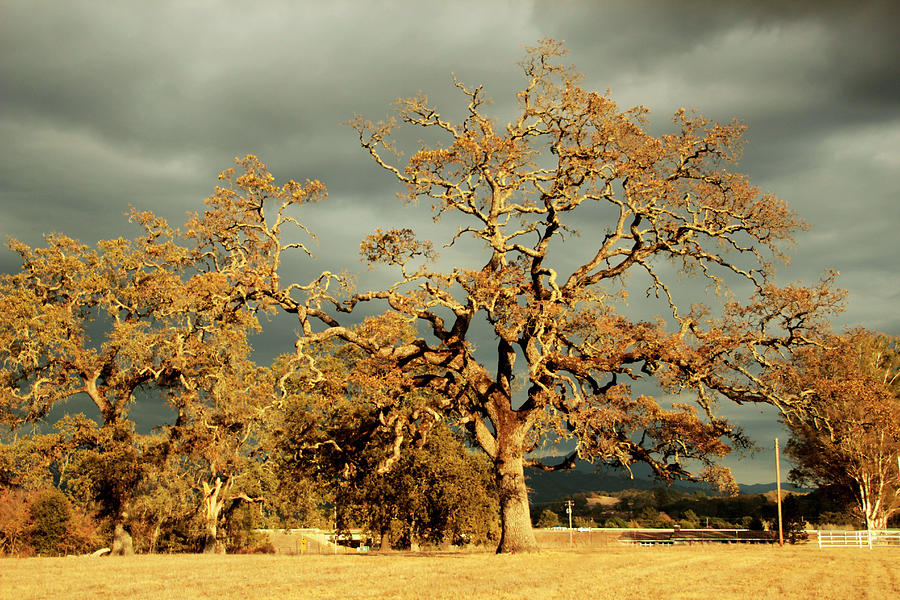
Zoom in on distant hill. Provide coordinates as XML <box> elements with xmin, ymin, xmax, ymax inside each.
<box><xmin>738</xmin><ymin>482</ymin><xmax>809</xmax><ymax>495</ymax></box>
<box><xmin>525</xmin><ymin>461</ymin><xmax>808</xmax><ymax>505</ymax></box>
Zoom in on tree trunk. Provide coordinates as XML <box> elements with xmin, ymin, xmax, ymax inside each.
<box><xmin>495</xmin><ymin>447</ymin><xmax>538</xmax><ymax>553</ymax></box>
<box><xmin>862</xmin><ymin>499</ymin><xmax>887</xmax><ymax>530</ymax></box>
<box><xmin>408</xmin><ymin>521</ymin><xmax>421</xmax><ymax>552</ymax></box>
<box><xmin>379</xmin><ymin>524</ymin><xmax>392</xmax><ymax>552</ymax></box>
<box><xmin>202</xmin><ymin>529</ymin><xmax>220</xmax><ymax>554</ymax></box>
<box><xmin>477</xmin><ymin>394</ymin><xmax>540</xmax><ymax>554</ymax></box>
<box><xmin>149</xmin><ymin>520</ymin><xmax>162</xmax><ymax>554</ymax></box>
<box><xmin>201</xmin><ymin>477</ymin><xmax>227</xmax><ymax>554</ymax></box>
<box><xmin>110</xmin><ymin>520</ymin><xmax>134</xmax><ymax>555</ymax></box>
<box><xmin>859</xmin><ymin>480</ymin><xmax>887</xmax><ymax>531</ymax></box>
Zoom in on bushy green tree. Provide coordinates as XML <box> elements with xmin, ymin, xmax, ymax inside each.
<box><xmin>535</xmin><ymin>509</ymin><xmax>561</xmax><ymax>528</ymax></box>
<box><xmin>679</xmin><ymin>509</ymin><xmax>700</xmax><ymax>529</ymax></box>
<box><xmin>58</xmin><ymin>416</ymin><xmax>144</xmax><ymax>525</ymax></box>
<box><xmin>27</xmin><ymin>488</ymin><xmax>72</xmax><ymax>556</ymax></box>
<box><xmin>268</xmin><ymin>318</ymin><xmax>499</xmax><ymax>549</ymax></box>
<box><xmin>781</xmin><ymin>494</ymin><xmax>810</xmax><ymax>544</ymax></box>
<box><xmin>336</xmin><ymin>424</ymin><xmax>499</xmax><ymax>549</ymax></box>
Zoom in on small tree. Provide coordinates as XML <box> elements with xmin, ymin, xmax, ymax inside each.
<box><xmin>0</xmin><ymin>489</ymin><xmax>31</xmax><ymax>556</ymax></box>
<box><xmin>535</xmin><ymin>508</ymin><xmax>561</xmax><ymax>528</ymax></box>
<box><xmin>680</xmin><ymin>509</ymin><xmax>701</xmax><ymax>529</ymax></box>
<box><xmin>355</xmin><ymin>425</ymin><xmax>499</xmax><ymax>549</ymax></box>
<box><xmin>781</xmin><ymin>494</ymin><xmax>809</xmax><ymax>544</ymax></box>
<box><xmin>27</xmin><ymin>488</ymin><xmax>72</xmax><ymax>556</ymax></box>
<box><xmin>778</xmin><ymin>330</ymin><xmax>900</xmax><ymax>530</ymax></box>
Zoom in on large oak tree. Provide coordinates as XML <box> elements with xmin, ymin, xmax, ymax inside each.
<box><xmin>0</xmin><ymin>213</ymin><xmax>262</xmax><ymax>548</ymax></box>
<box><xmin>180</xmin><ymin>41</ymin><xmax>844</xmax><ymax>552</ymax></box>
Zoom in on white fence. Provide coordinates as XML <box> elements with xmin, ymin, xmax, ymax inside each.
<box><xmin>817</xmin><ymin>529</ymin><xmax>900</xmax><ymax>548</ymax></box>
<box><xmin>616</xmin><ymin>528</ymin><xmax>775</xmax><ymax>545</ymax></box>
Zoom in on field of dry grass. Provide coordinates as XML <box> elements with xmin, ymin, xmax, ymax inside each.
<box><xmin>1</xmin><ymin>545</ymin><xmax>897</xmax><ymax>600</ymax></box>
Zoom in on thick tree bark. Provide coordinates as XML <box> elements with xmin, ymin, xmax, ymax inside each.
<box><xmin>496</xmin><ymin>455</ymin><xmax>538</xmax><ymax>552</ymax></box>
<box><xmin>202</xmin><ymin>530</ymin><xmax>219</xmax><ymax>554</ymax></box>
<box><xmin>110</xmin><ymin>520</ymin><xmax>134</xmax><ymax>555</ymax></box>
<box><xmin>149</xmin><ymin>520</ymin><xmax>162</xmax><ymax>554</ymax></box>
<box><xmin>379</xmin><ymin>524</ymin><xmax>392</xmax><ymax>552</ymax></box>
<box><xmin>494</xmin><ymin>422</ymin><xmax>538</xmax><ymax>553</ymax></box>
<box><xmin>473</xmin><ymin>390</ymin><xmax>541</xmax><ymax>554</ymax></box>
<box><xmin>201</xmin><ymin>478</ymin><xmax>227</xmax><ymax>554</ymax></box>
<box><xmin>860</xmin><ymin>488</ymin><xmax>888</xmax><ymax>530</ymax></box>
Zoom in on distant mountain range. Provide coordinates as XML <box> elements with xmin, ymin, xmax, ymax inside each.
<box><xmin>525</xmin><ymin>461</ymin><xmax>808</xmax><ymax>505</ymax></box>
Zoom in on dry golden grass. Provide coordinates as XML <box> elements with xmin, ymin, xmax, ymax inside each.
<box><xmin>0</xmin><ymin>545</ymin><xmax>897</xmax><ymax>600</ymax></box>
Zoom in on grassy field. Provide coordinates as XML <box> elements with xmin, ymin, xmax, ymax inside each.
<box><xmin>1</xmin><ymin>546</ymin><xmax>897</xmax><ymax>600</ymax></box>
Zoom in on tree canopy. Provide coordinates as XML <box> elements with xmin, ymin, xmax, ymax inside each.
<box><xmin>778</xmin><ymin>329</ymin><xmax>900</xmax><ymax>529</ymax></box>
<box><xmin>182</xmin><ymin>40</ymin><xmax>843</xmax><ymax>552</ymax></box>
<box><xmin>268</xmin><ymin>323</ymin><xmax>499</xmax><ymax>550</ymax></box>
<box><xmin>0</xmin><ymin>208</ymin><xmax>270</xmax><ymax>550</ymax></box>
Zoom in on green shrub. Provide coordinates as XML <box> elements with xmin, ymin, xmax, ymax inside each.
<box><xmin>573</xmin><ymin>516</ymin><xmax>595</xmax><ymax>528</ymax></box>
<box><xmin>535</xmin><ymin>509</ymin><xmax>561</xmax><ymax>528</ymax></box>
<box><xmin>679</xmin><ymin>509</ymin><xmax>700</xmax><ymax>529</ymax></box>
<box><xmin>28</xmin><ymin>488</ymin><xmax>72</xmax><ymax>556</ymax></box>
<box><xmin>747</xmin><ymin>516</ymin><xmax>765</xmax><ymax>531</ymax></box>
<box><xmin>602</xmin><ymin>517</ymin><xmax>629</xmax><ymax>528</ymax></box>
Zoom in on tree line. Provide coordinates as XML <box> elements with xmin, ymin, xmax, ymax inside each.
<box><xmin>0</xmin><ymin>332</ymin><xmax>500</xmax><ymax>555</ymax></box>
<box><xmin>533</xmin><ymin>485</ymin><xmax>898</xmax><ymax>537</ymax></box>
<box><xmin>1</xmin><ymin>40</ymin><xmax>898</xmax><ymax>555</ymax></box>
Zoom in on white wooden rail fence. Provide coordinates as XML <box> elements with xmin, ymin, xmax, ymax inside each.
<box><xmin>817</xmin><ymin>529</ymin><xmax>900</xmax><ymax>548</ymax></box>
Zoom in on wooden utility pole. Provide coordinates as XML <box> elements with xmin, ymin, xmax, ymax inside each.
<box><xmin>775</xmin><ymin>438</ymin><xmax>784</xmax><ymax>547</ymax></box>
<box><xmin>565</xmin><ymin>500</ymin><xmax>574</xmax><ymax>547</ymax></box>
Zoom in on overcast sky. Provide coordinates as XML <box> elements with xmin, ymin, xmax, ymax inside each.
<box><xmin>2</xmin><ymin>1</ymin><xmax>898</xmax><ymax>484</ymax></box>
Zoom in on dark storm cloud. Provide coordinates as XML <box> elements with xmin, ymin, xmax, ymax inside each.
<box><xmin>536</xmin><ymin>0</ymin><xmax>900</xmax><ymax>109</ymax></box>
<box><xmin>2</xmin><ymin>1</ymin><xmax>897</xmax><ymax>482</ymax></box>
<box><xmin>531</xmin><ymin>1</ymin><xmax>900</xmax><ymax>339</ymax></box>
<box><xmin>0</xmin><ymin>0</ymin><xmax>539</xmax><ymax>264</ymax></box>
<box><xmin>1</xmin><ymin>2</ymin><xmax>532</xmax><ymax>176</ymax></box>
